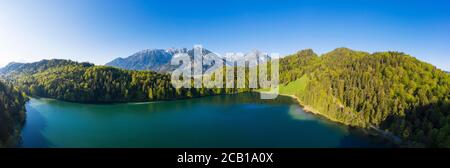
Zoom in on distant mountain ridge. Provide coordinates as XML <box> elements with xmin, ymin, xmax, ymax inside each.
<box><xmin>106</xmin><ymin>48</ymin><xmax>209</xmax><ymax>73</ymax></box>
<box><xmin>0</xmin><ymin>59</ymin><xmax>93</xmax><ymax>76</ymax></box>
<box><xmin>106</xmin><ymin>49</ymin><xmax>177</xmax><ymax>73</ymax></box>
<box><xmin>106</xmin><ymin>47</ymin><xmax>271</xmax><ymax>73</ymax></box>
<box><xmin>0</xmin><ymin>62</ymin><xmax>25</xmax><ymax>74</ymax></box>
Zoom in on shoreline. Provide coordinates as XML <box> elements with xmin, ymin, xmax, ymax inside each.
<box><xmin>275</xmin><ymin>92</ymin><xmax>403</xmax><ymax>147</ymax></box>
<box><xmin>277</xmin><ymin>93</ymin><xmax>349</xmax><ymax>125</ymax></box>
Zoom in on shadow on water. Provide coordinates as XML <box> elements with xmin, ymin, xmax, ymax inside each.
<box><xmin>282</xmin><ymin>94</ymin><xmax>392</xmax><ymax>148</ymax></box>
<box><xmin>17</xmin><ymin>104</ymin><xmax>54</xmax><ymax>148</ymax></box>
<box><xmin>338</xmin><ymin>128</ymin><xmax>394</xmax><ymax>148</ymax></box>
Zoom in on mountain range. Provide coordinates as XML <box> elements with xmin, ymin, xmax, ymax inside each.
<box><xmin>106</xmin><ymin>48</ymin><xmax>186</xmax><ymax>73</ymax></box>
<box><xmin>105</xmin><ymin>47</ymin><xmax>270</xmax><ymax>73</ymax></box>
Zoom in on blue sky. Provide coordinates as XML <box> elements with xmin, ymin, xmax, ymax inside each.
<box><xmin>0</xmin><ymin>0</ymin><xmax>449</xmax><ymax>70</ymax></box>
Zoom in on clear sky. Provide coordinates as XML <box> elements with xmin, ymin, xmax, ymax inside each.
<box><xmin>0</xmin><ymin>0</ymin><xmax>449</xmax><ymax>70</ymax></box>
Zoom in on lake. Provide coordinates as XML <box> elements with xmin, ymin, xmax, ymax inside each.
<box><xmin>19</xmin><ymin>93</ymin><xmax>388</xmax><ymax>148</ymax></box>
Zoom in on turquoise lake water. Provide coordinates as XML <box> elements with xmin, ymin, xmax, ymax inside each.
<box><xmin>19</xmin><ymin>93</ymin><xmax>388</xmax><ymax>148</ymax></box>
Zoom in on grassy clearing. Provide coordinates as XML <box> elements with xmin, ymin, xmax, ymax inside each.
<box><xmin>279</xmin><ymin>75</ymin><xmax>309</xmax><ymax>95</ymax></box>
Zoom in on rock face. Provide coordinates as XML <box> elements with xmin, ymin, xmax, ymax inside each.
<box><xmin>106</xmin><ymin>48</ymin><xmax>202</xmax><ymax>73</ymax></box>
<box><xmin>106</xmin><ymin>47</ymin><xmax>272</xmax><ymax>73</ymax></box>
<box><xmin>106</xmin><ymin>49</ymin><xmax>177</xmax><ymax>73</ymax></box>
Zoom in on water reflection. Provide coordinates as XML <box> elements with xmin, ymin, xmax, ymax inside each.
<box><xmin>19</xmin><ymin>101</ymin><xmax>54</xmax><ymax>147</ymax></box>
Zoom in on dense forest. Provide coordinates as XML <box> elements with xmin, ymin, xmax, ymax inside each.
<box><xmin>279</xmin><ymin>48</ymin><xmax>450</xmax><ymax>147</ymax></box>
<box><xmin>1</xmin><ymin>59</ymin><xmax>246</xmax><ymax>103</ymax></box>
<box><xmin>0</xmin><ymin>81</ymin><xmax>27</xmax><ymax>147</ymax></box>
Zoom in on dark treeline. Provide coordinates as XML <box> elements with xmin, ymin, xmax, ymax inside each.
<box><xmin>280</xmin><ymin>48</ymin><xmax>450</xmax><ymax>147</ymax></box>
<box><xmin>3</xmin><ymin>59</ymin><xmax>250</xmax><ymax>103</ymax></box>
<box><xmin>0</xmin><ymin>81</ymin><xmax>27</xmax><ymax>147</ymax></box>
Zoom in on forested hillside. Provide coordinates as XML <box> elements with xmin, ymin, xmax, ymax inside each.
<box><xmin>0</xmin><ymin>81</ymin><xmax>27</xmax><ymax>147</ymax></box>
<box><xmin>279</xmin><ymin>48</ymin><xmax>450</xmax><ymax>147</ymax></box>
<box><xmin>2</xmin><ymin>60</ymin><xmax>244</xmax><ymax>103</ymax></box>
